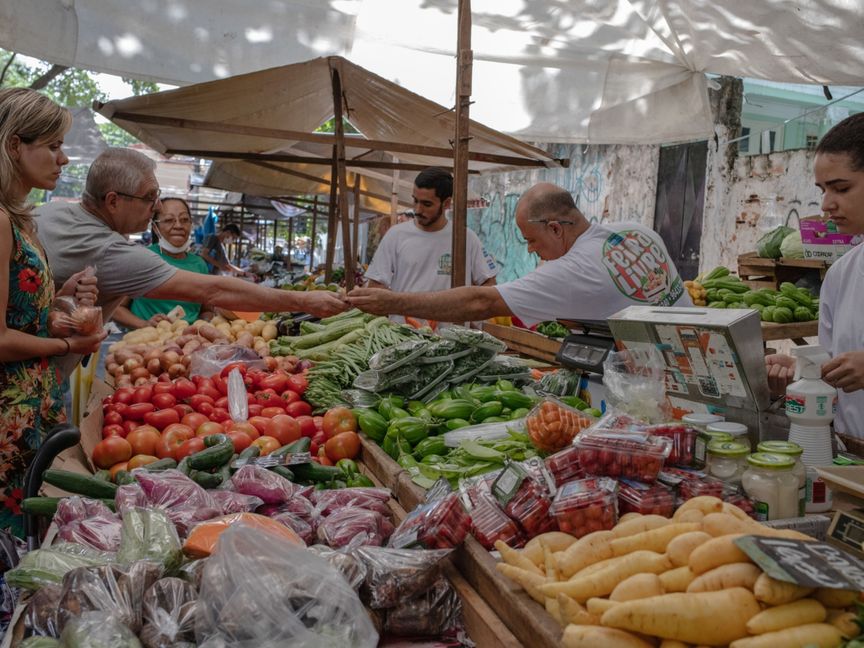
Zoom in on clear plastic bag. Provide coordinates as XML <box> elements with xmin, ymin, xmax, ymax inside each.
<box><xmin>58</xmin><ymin>611</ymin><xmax>142</xmax><ymax>647</ymax></box>
<box><xmin>316</xmin><ymin>508</ymin><xmax>394</xmax><ymax>549</ymax></box>
<box><xmin>339</xmin><ymin>389</ymin><xmax>381</xmax><ymax>409</ymax></box>
<box><xmin>54</xmin><ymin>497</ymin><xmax>116</xmax><ymax>528</ymax></box>
<box><xmin>384</xmin><ymin>577</ymin><xmax>462</xmax><ymax>637</ymax></box>
<box><xmin>57</xmin><ymin>516</ymin><xmax>123</xmax><ymax>552</ymax></box>
<box><xmin>188</xmin><ymin>344</ymin><xmax>267</xmax><ymax>378</ymax></box>
<box><xmin>367</xmin><ymin>339</ymin><xmax>431</xmax><ymax>372</ymax></box>
<box><xmin>353</xmin><ymin>367</ymin><xmax>419</xmax><ymax>393</ymax></box>
<box><xmin>207</xmin><ymin>490</ymin><xmax>263</xmax><ymax>515</ymax></box>
<box><xmin>387</xmin><ymin>493</ymin><xmax>470</xmax><ymax>550</ymax></box>
<box><xmin>226</xmin><ymin>367</ymin><xmax>248</xmax><ymax>422</ymax></box>
<box><xmin>117</xmin><ymin>508</ymin><xmax>183</xmax><ymax>571</ymax></box>
<box><xmin>306</xmin><ymin>545</ymin><xmax>368</xmax><ymax>590</ymax></box>
<box><xmin>230</xmin><ymin>464</ymin><xmax>306</xmax><ymax>505</ymax></box>
<box><xmin>133</xmin><ymin>470</ymin><xmax>221</xmax><ymax>536</ymax></box>
<box><xmin>448</xmin><ymin>348</ymin><xmax>498</xmax><ymax>384</ymax></box>
<box><xmin>57</xmin><ymin>561</ymin><xmax>163</xmax><ymax>633</ymax></box>
<box><xmin>439</xmin><ymin>326</ymin><xmax>507</xmax><ymax>353</ymax></box>
<box><xmin>602</xmin><ymin>347</ymin><xmax>670</xmax><ymax>423</ymax></box>
<box><xmin>115</xmin><ymin>483</ymin><xmax>148</xmax><ymax>514</ymax></box>
<box><xmin>417</xmin><ymin>339</ymin><xmax>472</xmax><ymax>364</ymax></box>
<box><xmin>139</xmin><ymin>577</ymin><xmax>198</xmax><ymax>648</ymax></box>
<box><xmin>310</xmin><ymin>487</ymin><xmax>392</xmax><ymax>517</ymax></box>
<box><xmin>195</xmin><ymin>524</ymin><xmax>378</xmax><ymax>648</ymax></box>
<box><xmin>47</xmin><ymin>291</ymin><xmax>103</xmax><ymax>337</ymax></box>
<box><xmin>5</xmin><ymin>543</ymin><xmax>113</xmax><ymax>591</ymax></box>
<box><xmin>524</xmin><ymin>396</ymin><xmax>597</xmax><ymax>452</ymax></box>
<box><xmin>24</xmin><ymin>583</ymin><xmax>63</xmax><ymax>638</ymax></box>
<box><xmin>355</xmin><ymin>546</ymin><xmax>452</xmax><ymax>609</ymax></box>
<box><xmin>405</xmin><ymin>360</ymin><xmax>455</xmax><ymax>401</ymax></box>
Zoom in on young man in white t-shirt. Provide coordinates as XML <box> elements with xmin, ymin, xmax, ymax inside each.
<box><xmin>364</xmin><ymin>167</ymin><xmax>497</xmax><ymax>324</ymax></box>
<box><xmin>349</xmin><ymin>182</ymin><xmax>691</xmax><ymax>325</ymax></box>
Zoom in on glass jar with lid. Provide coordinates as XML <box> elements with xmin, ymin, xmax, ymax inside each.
<box><xmin>742</xmin><ymin>453</ymin><xmax>799</xmax><ymax>521</ymax></box>
<box><xmin>684</xmin><ymin>414</ymin><xmax>727</xmax><ymax>468</ymax></box>
<box><xmin>757</xmin><ymin>441</ymin><xmax>806</xmax><ymax>516</ymax></box>
<box><xmin>706</xmin><ymin>421</ymin><xmax>751</xmax><ymax>451</ymax></box>
<box><xmin>706</xmin><ymin>441</ymin><xmax>750</xmax><ymax>484</ymax></box>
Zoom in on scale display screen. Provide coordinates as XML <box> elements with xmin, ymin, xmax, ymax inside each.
<box><xmin>555</xmin><ymin>334</ymin><xmax>616</xmax><ymax>374</ymax></box>
<box><xmin>831</xmin><ymin>512</ymin><xmax>864</xmax><ymax>551</ymax></box>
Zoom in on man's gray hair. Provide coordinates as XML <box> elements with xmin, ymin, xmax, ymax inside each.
<box><xmin>523</xmin><ymin>186</ymin><xmax>580</xmax><ymax>222</ymax></box>
<box><xmin>84</xmin><ymin>148</ymin><xmax>156</xmax><ymax>202</ymax></box>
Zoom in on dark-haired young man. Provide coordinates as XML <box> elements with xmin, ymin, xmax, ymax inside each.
<box><xmin>200</xmin><ymin>223</ymin><xmax>247</xmax><ymax>275</ymax></box>
<box><xmin>364</xmin><ymin>167</ymin><xmax>497</xmax><ymax>324</ymax></box>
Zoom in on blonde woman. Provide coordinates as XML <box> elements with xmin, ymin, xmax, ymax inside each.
<box><xmin>0</xmin><ymin>87</ymin><xmax>105</xmax><ymax>536</ymax></box>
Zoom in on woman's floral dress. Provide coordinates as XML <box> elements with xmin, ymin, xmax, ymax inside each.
<box><xmin>0</xmin><ymin>222</ymin><xmax>65</xmax><ymax>538</ymax></box>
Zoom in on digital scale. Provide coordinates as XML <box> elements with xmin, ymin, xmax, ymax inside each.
<box><xmin>827</xmin><ymin>510</ymin><xmax>864</xmax><ymax>558</ymax></box>
<box><xmin>555</xmin><ymin>320</ymin><xmax>617</xmax><ymax>375</ymax></box>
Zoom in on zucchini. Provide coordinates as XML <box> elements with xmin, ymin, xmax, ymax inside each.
<box><xmin>42</xmin><ymin>469</ymin><xmax>118</xmax><ymax>499</ymax></box>
<box><xmin>187</xmin><ymin>439</ymin><xmax>234</xmax><ymax>470</ymax></box>
<box><xmin>142</xmin><ymin>457</ymin><xmax>177</xmax><ymax>472</ymax></box>
<box><xmin>290</xmin><ymin>462</ymin><xmax>341</xmax><ymax>483</ymax></box>
<box><xmin>271</xmin><ymin>465</ymin><xmax>295</xmax><ymax>481</ymax></box>
<box><xmin>22</xmin><ymin>496</ymin><xmax>116</xmax><ymax>517</ymax></box>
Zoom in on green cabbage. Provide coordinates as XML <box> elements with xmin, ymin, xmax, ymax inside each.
<box><xmin>779</xmin><ymin>231</ymin><xmax>804</xmax><ymax>259</ymax></box>
<box><xmin>757</xmin><ymin>225</ymin><xmax>794</xmax><ymax>258</ymax></box>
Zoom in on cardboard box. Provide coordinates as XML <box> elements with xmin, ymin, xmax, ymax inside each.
<box><xmin>799</xmin><ymin>215</ymin><xmax>863</xmax><ymax>263</ymax></box>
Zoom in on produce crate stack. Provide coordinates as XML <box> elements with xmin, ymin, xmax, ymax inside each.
<box><xmin>737</xmin><ymin>252</ymin><xmax>828</xmax><ymax>291</ymax></box>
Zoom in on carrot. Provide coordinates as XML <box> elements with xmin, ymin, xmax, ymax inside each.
<box><xmin>557</xmin><ymin>594</ymin><xmax>600</xmax><ymax>626</ymax></box>
<box><xmin>611</xmin><ymin>522</ymin><xmax>701</xmax><ymax>557</ymax></box>
<box><xmin>746</xmin><ymin>598</ymin><xmax>826</xmax><ymax>634</ymax></box>
<box><xmin>557</xmin><ymin>530</ymin><xmax>615</xmax><ymax>578</ymax></box>
<box><xmin>659</xmin><ymin>566</ymin><xmax>696</xmax><ymax>593</ymax></box>
<box><xmin>728</xmin><ymin>623</ymin><xmax>843</xmax><ymax>648</ymax></box>
<box><xmin>666</xmin><ymin>530</ymin><xmax>712</xmax><ymax>567</ymax></box>
<box><xmin>814</xmin><ymin>587</ymin><xmax>859</xmax><ymax>609</ymax></box>
<box><xmin>495</xmin><ymin>563</ymin><xmax>546</xmax><ymax>604</ymax></box>
<box><xmin>561</xmin><ymin>624</ymin><xmax>654</xmax><ymax>648</ymax></box>
<box><xmin>601</xmin><ymin>587</ymin><xmax>761</xmax><ymax>646</ymax></box>
<box><xmin>686</xmin><ymin>562</ymin><xmax>761</xmax><ymax>593</ymax></box>
<box><xmin>688</xmin><ymin>534</ymin><xmax>751</xmax><ymax>575</ymax></box>
<box><xmin>612</xmin><ymin>514</ymin><xmax>670</xmax><ymax>539</ymax></box>
<box><xmin>610</xmin><ymin>573</ymin><xmax>663</xmax><ymax>602</ymax></box>
<box><xmin>542</xmin><ymin>550</ymin><xmax>671</xmax><ymax>601</ymax></box>
<box><xmin>753</xmin><ymin>572</ymin><xmax>814</xmax><ymax>605</ymax></box>
<box><xmin>495</xmin><ymin>540</ymin><xmax>544</xmax><ymax>576</ymax></box>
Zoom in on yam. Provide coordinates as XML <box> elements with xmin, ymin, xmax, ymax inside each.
<box><xmin>610</xmin><ymin>573</ymin><xmax>664</xmax><ymax>602</ymax></box>
<box><xmin>611</xmin><ymin>523</ymin><xmax>702</xmax><ymax>557</ymax></box>
<box><xmin>673</xmin><ymin>496</ymin><xmax>724</xmax><ymax>519</ymax></box>
<box><xmin>557</xmin><ymin>530</ymin><xmax>615</xmax><ymax>578</ymax></box>
<box><xmin>545</xmin><ymin>596</ymin><xmax>562</xmax><ymax>624</ymax></box>
<box><xmin>562</xmin><ymin>624</ymin><xmax>654</xmax><ymax>648</ymax></box>
<box><xmin>618</xmin><ymin>512</ymin><xmax>642</xmax><ymax>524</ymax></box>
<box><xmin>728</xmin><ymin>623</ymin><xmax>842</xmax><ymax>648</ymax></box>
<box><xmin>746</xmin><ymin>598</ymin><xmax>826</xmax><ymax>634</ymax></box>
<box><xmin>601</xmin><ymin>587</ymin><xmax>760</xmax><ymax>646</ymax></box>
<box><xmin>659</xmin><ymin>566</ymin><xmax>696</xmax><ymax>593</ymax></box>
<box><xmin>686</xmin><ymin>562</ymin><xmax>761</xmax><ymax>593</ymax></box>
<box><xmin>658</xmin><ymin>642</ymin><xmax>689</xmax><ymax>648</ymax></box>
<box><xmin>542</xmin><ymin>551</ymin><xmax>671</xmax><ymax>601</ymax></box>
<box><xmin>543</xmin><ymin>545</ymin><xmax>559</xmax><ymax>582</ymax></box>
<box><xmin>722</xmin><ymin>502</ymin><xmax>752</xmax><ymax>521</ymax></box>
<box><xmin>585</xmin><ymin>597</ymin><xmax>617</xmax><ymax>616</ymax></box>
<box><xmin>753</xmin><ymin>572</ymin><xmax>813</xmax><ymax>605</ymax></box>
<box><xmin>814</xmin><ymin>587</ymin><xmax>859</xmax><ymax>609</ymax></box>
<box><xmin>495</xmin><ymin>563</ymin><xmax>546</xmax><ymax>604</ymax></box>
<box><xmin>675</xmin><ymin>509</ymin><xmax>705</xmax><ymax>524</ymax></box>
<box><xmin>702</xmin><ymin>511</ymin><xmax>814</xmax><ymax>540</ymax></box>
<box><xmin>666</xmin><ymin>531</ymin><xmax>712</xmax><ymax>567</ymax></box>
<box><xmin>557</xmin><ymin>594</ymin><xmax>600</xmax><ymax>626</ymax></box>
<box><xmin>612</xmin><ymin>514</ymin><xmax>670</xmax><ymax>539</ymax></box>
<box><xmin>494</xmin><ymin>540</ymin><xmax>544</xmax><ymax>577</ymax></box>
<box><xmin>523</xmin><ymin>531</ymin><xmax>577</xmax><ymax>566</ymax></box>
<box><xmin>688</xmin><ymin>534</ymin><xmax>751</xmax><ymax>575</ymax></box>
<box><xmin>827</xmin><ymin>609</ymin><xmax>859</xmax><ymax>637</ymax></box>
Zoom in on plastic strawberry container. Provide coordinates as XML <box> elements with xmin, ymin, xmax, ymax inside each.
<box><xmin>544</xmin><ymin>445</ymin><xmax>585</xmax><ymax>487</ymax></box>
<box><xmin>549</xmin><ymin>478</ymin><xmax>617</xmax><ymax>538</ymax></box>
<box><xmin>388</xmin><ymin>492</ymin><xmax>471</xmax><ymax>550</ymax></box>
<box><xmin>492</xmin><ymin>466</ymin><xmax>557</xmax><ymax>539</ymax></box>
<box><xmin>465</xmin><ymin>489</ymin><xmax>524</xmax><ymax>549</ymax></box>
<box><xmin>617</xmin><ymin>479</ymin><xmax>675</xmax><ymax>517</ymax></box>
<box><xmin>573</xmin><ymin>431</ymin><xmax>671</xmax><ymax>483</ymax></box>
<box><xmin>658</xmin><ymin>467</ymin><xmax>725</xmax><ymax>501</ymax></box>
<box><xmin>645</xmin><ymin>424</ymin><xmax>698</xmax><ymax>467</ymax></box>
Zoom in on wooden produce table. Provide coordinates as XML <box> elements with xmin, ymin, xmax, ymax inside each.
<box><xmin>360</xmin><ymin>437</ymin><xmax>564</xmax><ymax>648</ymax></box>
<box><xmin>761</xmin><ymin>320</ymin><xmax>818</xmax><ymax>344</ymax></box>
<box><xmin>481</xmin><ymin>322</ymin><xmax>561</xmax><ymax>363</ymax></box>
<box><xmin>738</xmin><ymin>252</ymin><xmax>828</xmax><ymax>290</ymax></box>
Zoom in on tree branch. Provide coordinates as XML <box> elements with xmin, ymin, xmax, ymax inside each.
<box><xmin>0</xmin><ymin>52</ymin><xmax>16</xmax><ymax>86</ymax></box>
<box><xmin>29</xmin><ymin>64</ymin><xmax>68</xmax><ymax>90</ymax></box>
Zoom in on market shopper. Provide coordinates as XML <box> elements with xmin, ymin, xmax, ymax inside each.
<box><xmin>36</xmin><ymin>148</ymin><xmax>349</xmax><ymax>375</ymax></box>
<box><xmin>0</xmin><ymin>88</ymin><xmax>106</xmax><ymax>537</ymax></box>
<box><xmin>766</xmin><ymin>113</ymin><xmax>864</xmax><ymax>443</ymax></box>
<box><xmin>364</xmin><ymin>167</ymin><xmax>497</xmax><ymax>324</ymax></box>
<box><xmin>349</xmin><ymin>182</ymin><xmax>691</xmax><ymax>325</ymax></box>
<box><xmin>200</xmin><ymin>223</ymin><xmax>248</xmax><ymax>276</ymax></box>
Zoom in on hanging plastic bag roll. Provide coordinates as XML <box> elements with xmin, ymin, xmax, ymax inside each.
<box><xmin>227</xmin><ymin>367</ymin><xmax>248</xmax><ymax>422</ymax></box>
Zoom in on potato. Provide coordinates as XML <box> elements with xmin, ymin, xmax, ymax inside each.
<box><xmin>753</xmin><ymin>572</ymin><xmax>813</xmax><ymax>605</ymax></box>
<box><xmin>686</xmin><ymin>562</ymin><xmax>761</xmax><ymax>593</ymax></box>
<box><xmin>688</xmin><ymin>534</ymin><xmax>751</xmax><ymax>575</ymax></box>
<box><xmin>610</xmin><ymin>573</ymin><xmax>663</xmax><ymax>602</ymax></box>
<box><xmin>562</xmin><ymin>624</ymin><xmax>654</xmax><ymax>648</ymax></box>
<box><xmin>728</xmin><ymin>623</ymin><xmax>842</xmax><ymax>648</ymax></box>
<box><xmin>666</xmin><ymin>531</ymin><xmax>712</xmax><ymax>567</ymax></box>
<box><xmin>746</xmin><ymin>598</ymin><xmax>826</xmax><ymax>634</ymax></box>
<box><xmin>611</xmin><ymin>522</ymin><xmax>702</xmax><ymax>557</ymax></box>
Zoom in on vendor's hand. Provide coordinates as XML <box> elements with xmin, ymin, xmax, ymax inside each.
<box><xmin>765</xmin><ymin>353</ymin><xmax>796</xmax><ymax>399</ymax></box>
<box><xmin>58</xmin><ymin>269</ymin><xmax>98</xmax><ymax>306</ymax></box>
<box><xmin>147</xmin><ymin>314</ymin><xmax>170</xmax><ymax>327</ymax></box>
<box><xmin>345</xmin><ymin>287</ymin><xmax>398</xmax><ymax>316</ymax></box>
<box><xmin>68</xmin><ymin>330</ymin><xmax>108</xmax><ymax>355</ymax></box>
<box><xmin>302</xmin><ymin>290</ymin><xmax>350</xmax><ymax>317</ymax></box>
<box><xmin>822</xmin><ymin>351</ymin><xmax>864</xmax><ymax>393</ymax></box>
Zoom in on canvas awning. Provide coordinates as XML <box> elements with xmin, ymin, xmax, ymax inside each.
<box><xmin>5</xmin><ymin>2</ymin><xmax>864</xmax><ymax>144</ymax></box>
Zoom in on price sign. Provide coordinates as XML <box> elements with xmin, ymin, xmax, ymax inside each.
<box><xmin>735</xmin><ymin>535</ymin><xmax>864</xmax><ymax>590</ymax></box>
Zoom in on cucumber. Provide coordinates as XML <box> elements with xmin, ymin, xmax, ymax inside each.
<box><xmin>114</xmin><ymin>470</ymin><xmax>135</xmax><ymax>486</ymax></box>
<box><xmin>42</xmin><ymin>469</ymin><xmax>118</xmax><ymax>499</ymax></box>
<box><xmin>142</xmin><ymin>457</ymin><xmax>177</xmax><ymax>472</ymax></box>
<box><xmin>92</xmin><ymin>470</ymin><xmax>111</xmax><ymax>482</ymax></box>
<box><xmin>470</xmin><ymin>401</ymin><xmax>504</xmax><ymax>423</ymax></box>
<box><xmin>189</xmin><ymin>469</ymin><xmax>223</xmax><ymax>489</ymax></box>
<box><xmin>290</xmin><ymin>462</ymin><xmax>341</xmax><ymax>483</ymax></box>
<box><xmin>238</xmin><ymin>445</ymin><xmax>261</xmax><ymax>461</ymax></box>
<box><xmin>217</xmin><ymin>463</ymin><xmax>232</xmax><ymax>486</ymax></box>
<box><xmin>271</xmin><ymin>437</ymin><xmax>311</xmax><ymax>459</ymax></box>
<box><xmin>187</xmin><ymin>439</ymin><xmax>234</xmax><ymax>470</ymax></box>
<box><xmin>22</xmin><ymin>496</ymin><xmax>116</xmax><ymax>517</ymax></box>
<box><xmin>177</xmin><ymin>457</ymin><xmax>192</xmax><ymax>475</ymax></box>
<box><xmin>271</xmin><ymin>465</ymin><xmax>295</xmax><ymax>481</ymax></box>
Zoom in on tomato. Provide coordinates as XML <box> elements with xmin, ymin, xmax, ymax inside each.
<box><xmin>311</xmin><ymin>430</ymin><xmax>326</xmax><ymax>449</ymax></box>
<box><xmin>92</xmin><ymin>436</ymin><xmax>133</xmax><ymax>469</ymax></box>
<box><xmin>151</xmin><ymin>392</ymin><xmax>177</xmax><ymax>410</ymax></box>
<box><xmin>102</xmin><ymin>424</ymin><xmax>126</xmax><ymax>439</ymax></box>
<box><xmin>227</xmin><ymin>431</ymin><xmax>253</xmax><ymax>453</ymax></box>
<box><xmin>173</xmin><ymin>404</ymin><xmax>194</xmax><ymax>418</ymax></box>
<box><xmin>196</xmin><ymin>402</ymin><xmax>215</xmax><ymax>417</ymax></box>
<box><xmin>152</xmin><ymin>382</ymin><xmax>174</xmax><ymax>395</ymax></box>
<box><xmin>296</xmin><ymin>415</ymin><xmax>316</xmax><ymax>438</ymax></box>
<box><xmin>188</xmin><ymin>394</ymin><xmax>214</xmax><ymax>410</ymax></box>
<box><xmin>247</xmin><ymin>404</ymin><xmax>263</xmax><ymax>417</ymax></box>
<box><xmin>214</xmin><ymin>396</ymin><xmax>229</xmax><ymax>410</ymax></box>
<box><xmin>175</xmin><ymin>437</ymin><xmax>205</xmax><ymax>461</ymax></box>
<box><xmin>113</xmin><ymin>403</ymin><xmax>129</xmax><ymax>418</ymax></box>
<box><xmin>197</xmin><ymin>384</ymin><xmax>220</xmax><ymax>401</ymax></box>
<box><xmin>154</xmin><ymin>439</ymin><xmax>175</xmax><ymax>460</ymax></box>
<box><xmin>128</xmin><ymin>454</ymin><xmax>160</xmax><ymax>470</ymax></box>
<box><xmin>122</xmin><ymin>420</ymin><xmax>139</xmax><ymax>435</ymax></box>
<box><xmin>316</xmin><ymin>447</ymin><xmax>334</xmax><ymax>466</ymax></box>
<box><xmin>161</xmin><ymin>423</ymin><xmax>194</xmax><ymax>449</ymax></box>
<box><xmin>171</xmin><ymin>378</ymin><xmax>197</xmax><ymax>400</ymax></box>
<box><xmin>246</xmin><ymin>370</ymin><xmax>268</xmax><ymax>388</ymax></box>
<box><xmin>181</xmin><ymin>412</ymin><xmax>209</xmax><ymax>430</ymax></box>
<box><xmin>124</xmin><ymin>402</ymin><xmax>155</xmax><ymax>421</ymax></box>
<box><xmin>247</xmin><ymin>416</ymin><xmax>271</xmax><ymax>436</ymax></box>
<box><xmin>112</xmin><ymin>387</ymin><xmax>134</xmax><ymax>405</ymax></box>
<box><xmin>195</xmin><ymin>421</ymin><xmax>225</xmax><ymax>438</ymax></box>
<box><xmin>280</xmin><ymin>390</ymin><xmax>301</xmax><ymax>405</ymax></box>
<box><xmin>220</xmin><ymin>362</ymin><xmax>248</xmax><ymax>379</ymax></box>
<box><xmin>309</xmin><ymin>439</ymin><xmax>319</xmax><ymax>456</ymax></box>
<box><xmin>209</xmin><ymin>407</ymin><xmax>231</xmax><ymax>423</ymax></box>
<box><xmin>324</xmin><ymin>431</ymin><xmax>360</xmax><ymax>462</ymax></box>
<box><xmin>226</xmin><ymin>421</ymin><xmax>259</xmax><ymax>439</ymax></box>
<box><xmin>285</xmin><ymin>401</ymin><xmax>312</xmax><ymax>418</ymax></box>
<box><xmin>313</xmin><ymin>416</ymin><xmax>324</xmax><ymax>432</ymax></box>
<box><xmin>260</xmin><ymin>406</ymin><xmax>286</xmax><ymax>418</ymax></box>
<box><xmin>322</xmin><ymin>407</ymin><xmax>357</xmax><ymax>439</ymax></box>
<box><xmin>103</xmin><ymin>410</ymin><xmax>123</xmax><ymax>426</ymax></box>
<box><xmin>109</xmin><ymin>461</ymin><xmax>129</xmax><ymax>481</ymax></box>
<box><xmin>259</xmin><ymin>372</ymin><xmax>288</xmax><ymax>393</ymax></box>
<box><xmin>132</xmin><ymin>385</ymin><xmax>153</xmax><ymax>404</ymax></box>
<box><xmin>254</xmin><ymin>390</ymin><xmax>285</xmax><ymax>409</ymax></box>
<box><xmin>126</xmin><ymin>426</ymin><xmax>161</xmax><ymax>456</ymax></box>
<box><xmin>266</xmin><ymin>415</ymin><xmax>301</xmax><ymax>445</ymax></box>
<box><xmin>287</xmin><ymin>374</ymin><xmax>308</xmax><ymax>395</ymax></box>
<box><xmin>251</xmin><ymin>435</ymin><xmax>281</xmax><ymax>456</ymax></box>
<box><xmin>211</xmin><ymin>374</ymin><xmax>229</xmax><ymax>396</ymax></box>
<box><xmin>143</xmin><ymin>407</ymin><xmax>180</xmax><ymax>431</ymax></box>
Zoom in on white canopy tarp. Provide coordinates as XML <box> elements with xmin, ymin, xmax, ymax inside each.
<box><xmin>3</xmin><ymin>1</ymin><xmax>864</xmax><ymax>144</ymax></box>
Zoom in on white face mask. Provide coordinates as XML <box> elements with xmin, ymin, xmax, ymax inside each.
<box><xmin>155</xmin><ymin>229</ymin><xmax>192</xmax><ymax>254</ymax></box>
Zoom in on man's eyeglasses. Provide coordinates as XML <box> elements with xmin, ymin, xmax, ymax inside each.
<box><xmin>113</xmin><ymin>189</ymin><xmax>161</xmax><ymax>208</ymax></box>
<box><xmin>526</xmin><ymin>218</ymin><xmax>576</xmax><ymax>225</ymax></box>
<box><xmin>154</xmin><ymin>217</ymin><xmax>193</xmax><ymax>228</ymax></box>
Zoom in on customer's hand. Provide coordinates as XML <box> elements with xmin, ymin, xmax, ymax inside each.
<box><xmin>765</xmin><ymin>354</ymin><xmax>796</xmax><ymax>398</ymax></box>
<box><xmin>58</xmin><ymin>269</ymin><xmax>99</xmax><ymax>306</ymax></box>
<box><xmin>822</xmin><ymin>351</ymin><xmax>864</xmax><ymax>393</ymax></box>
<box><xmin>346</xmin><ymin>287</ymin><xmax>398</xmax><ymax>317</ymax></box>
<box><xmin>301</xmin><ymin>291</ymin><xmax>350</xmax><ymax>317</ymax></box>
<box><xmin>68</xmin><ymin>330</ymin><xmax>108</xmax><ymax>355</ymax></box>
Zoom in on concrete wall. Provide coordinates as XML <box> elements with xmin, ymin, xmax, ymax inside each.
<box><xmin>467</xmin><ymin>142</ymin><xmax>660</xmax><ymax>283</ymax></box>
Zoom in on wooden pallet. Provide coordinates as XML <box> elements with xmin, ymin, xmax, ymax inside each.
<box><xmin>482</xmin><ymin>322</ymin><xmax>562</xmax><ymax>363</ymax></box>
<box><xmin>737</xmin><ymin>252</ymin><xmax>828</xmax><ymax>290</ymax></box>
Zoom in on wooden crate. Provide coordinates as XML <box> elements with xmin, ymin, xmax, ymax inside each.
<box><xmin>737</xmin><ymin>252</ymin><xmax>828</xmax><ymax>290</ymax></box>
<box><xmin>360</xmin><ymin>438</ymin><xmax>564</xmax><ymax>648</ymax></box>
<box><xmin>482</xmin><ymin>322</ymin><xmax>561</xmax><ymax>363</ymax></box>
<box><xmin>761</xmin><ymin>320</ymin><xmax>818</xmax><ymax>342</ymax></box>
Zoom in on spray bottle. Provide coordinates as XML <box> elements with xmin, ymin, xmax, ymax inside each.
<box><xmin>786</xmin><ymin>345</ymin><xmax>836</xmax><ymax>513</ymax></box>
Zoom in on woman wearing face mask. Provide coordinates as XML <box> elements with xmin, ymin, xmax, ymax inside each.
<box><xmin>112</xmin><ymin>198</ymin><xmax>215</xmax><ymax>328</ymax></box>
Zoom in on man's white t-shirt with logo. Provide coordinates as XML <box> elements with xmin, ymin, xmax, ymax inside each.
<box><xmin>366</xmin><ymin>219</ymin><xmax>497</xmax><ymax>322</ymax></box>
<box><xmin>497</xmin><ymin>221</ymin><xmax>692</xmax><ymax>326</ymax></box>
<box><xmin>819</xmin><ymin>243</ymin><xmax>864</xmax><ymax>438</ymax></box>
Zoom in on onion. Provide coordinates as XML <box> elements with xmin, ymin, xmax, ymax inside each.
<box><xmin>106</xmin><ymin>362</ymin><xmax>120</xmax><ymax>375</ymax></box>
<box><xmin>131</xmin><ymin>367</ymin><xmax>152</xmax><ymax>381</ymax></box>
<box><xmin>123</xmin><ymin>358</ymin><xmax>141</xmax><ymax>373</ymax></box>
<box><xmin>296</xmin><ymin>359</ymin><xmax>314</xmax><ymax>372</ymax></box>
<box><xmin>133</xmin><ymin>376</ymin><xmax>151</xmax><ymax>387</ymax></box>
<box><xmin>160</xmin><ymin>350</ymin><xmax>181</xmax><ymax>371</ymax></box>
<box><xmin>146</xmin><ymin>358</ymin><xmax>162</xmax><ymax>375</ymax></box>
<box><xmin>167</xmin><ymin>362</ymin><xmax>186</xmax><ymax>378</ymax></box>
<box><xmin>144</xmin><ymin>348</ymin><xmax>161</xmax><ymax>362</ymax></box>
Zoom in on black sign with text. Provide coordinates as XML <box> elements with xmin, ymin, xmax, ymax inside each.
<box><xmin>735</xmin><ymin>535</ymin><xmax>864</xmax><ymax>590</ymax></box>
